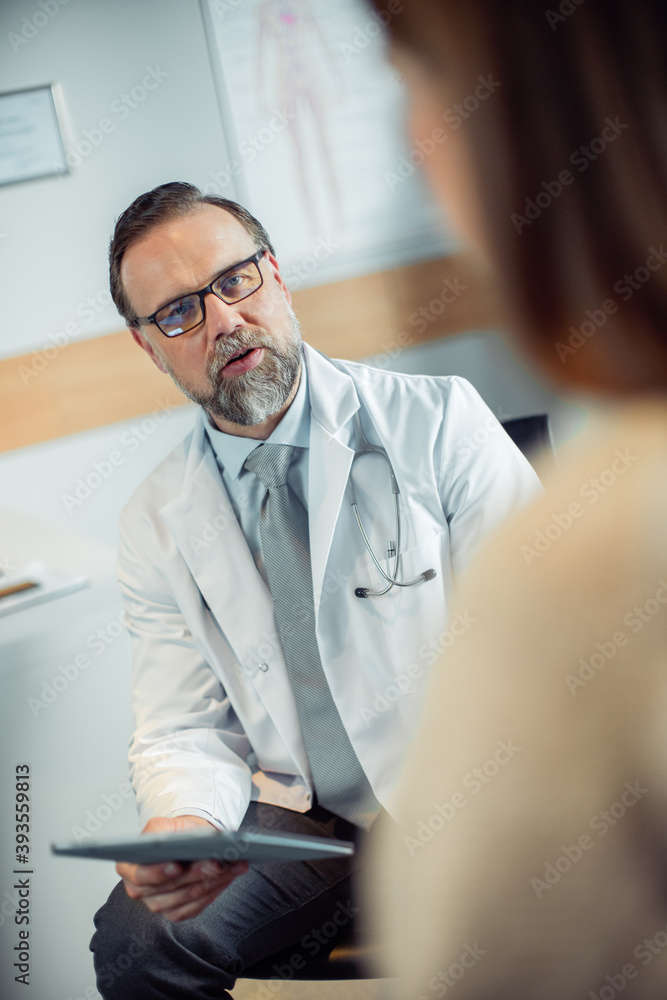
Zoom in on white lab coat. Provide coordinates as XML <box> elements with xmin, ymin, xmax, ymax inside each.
<box><xmin>118</xmin><ymin>344</ymin><xmax>540</xmax><ymax>830</ymax></box>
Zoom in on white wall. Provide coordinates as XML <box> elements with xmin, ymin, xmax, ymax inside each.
<box><xmin>0</xmin><ymin>0</ymin><xmax>234</xmax><ymax>359</ymax></box>
<box><xmin>0</xmin><ymin>517</ymin><xmax>134</xmax><ymax>1000</ymax></box>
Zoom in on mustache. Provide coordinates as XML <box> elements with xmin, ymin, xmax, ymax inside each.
<box><xmin>208</xmin><ymin>328</ymin><xmax>274</xmax><ymax>371</ymax></box>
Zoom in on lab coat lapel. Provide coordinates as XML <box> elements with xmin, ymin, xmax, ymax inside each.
<box><xmin>158</xmin><ymin>414</ymin><xmax>276</xmax><ymax>669</ymax></box>
<box><xmin>158</xmin><ymin>414</ymin><xmax>310</xmax><ymax>778</ymax></box>
<box><xmin>303</xmin><ymin>346</ymin><xmax>359</xmax><ymax>619</ymax></box>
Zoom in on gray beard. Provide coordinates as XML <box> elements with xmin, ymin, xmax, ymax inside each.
<box><xmin>162</xmin><ymin>312</ymin><xmax>303</xmax><ymax>427</ymax></box>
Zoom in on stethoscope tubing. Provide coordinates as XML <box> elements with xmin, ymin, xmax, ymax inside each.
<box><xmin>349</xmin><ymin>413</ymin><xmax>436</xmax><ymax>598</ymax></box>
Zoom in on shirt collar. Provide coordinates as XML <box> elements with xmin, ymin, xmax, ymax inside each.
<box><xmin>204</xmin><ymin>355</ymin><xmax>310</xmax><ymax>480</ymax></box>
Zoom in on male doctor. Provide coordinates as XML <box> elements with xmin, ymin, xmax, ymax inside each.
<box><xmin>90</xmin><ymin>182</ymin><xmax>540</xmax><ymax>999</ymax></box>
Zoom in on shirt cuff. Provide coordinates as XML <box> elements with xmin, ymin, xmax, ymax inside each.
<box><xmin>164</xmin><ymin>808</ymin><xmax>226</xmax><ymax>832</ymax></box>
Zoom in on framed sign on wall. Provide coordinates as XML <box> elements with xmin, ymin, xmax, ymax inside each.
<box><xmin>0</xmin><ymin>84</ymin><xmax>69</xmax><ymax>186</ymax></box>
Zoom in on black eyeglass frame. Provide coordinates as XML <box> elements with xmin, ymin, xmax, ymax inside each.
<box><xmin>134</xmin><ymin>249</ymin><xmax>266</xmax><ymax>338</ymax></box>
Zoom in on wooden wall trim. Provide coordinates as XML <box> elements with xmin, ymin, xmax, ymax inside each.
<box><xmin>0</xmin><ymin>253</ymin><xmax>499</xmax><ymax>453</ymax></box>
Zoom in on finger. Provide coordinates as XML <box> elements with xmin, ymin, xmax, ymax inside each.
<box><xmin>198</xmin><ymin>859</ymin><xmax>248</xmax><ymax>889</ymax></box>
<box><xmin>124</xmin><ymin>860</ymin><xmax>244</xmax><ymax>899</ymax></box>
<box><xmin>197</xmin><ymin>861</ymin><xmax>248</xmax><ymax>894</ymax></box>
<box><xmin>117</xmin><ymin>860</ymin><xmax>184</xmax><ymax>887</ymax></box>
<box><xmin>121</xmin><ymin>855</ymin><xmax>237</xmax><ymax>888</ymax></box>
<box><xmin>140</xmin><ymin>862</ymin><xmax>246</xmax><ymax>912</ymax></box>
<box><xmin>142</xmin><ymin>878</ymin><xmax>220</xmax><ymax>914</ymax></box>
<box><xmin>162</xmin><ymin>888</ymin><xmax>225</xmax><ymax>923</ymax></box>
<box><xmin>121</xmin><ymin>865</ymin><xmax>189</xmax><ymax>899</ymax></box>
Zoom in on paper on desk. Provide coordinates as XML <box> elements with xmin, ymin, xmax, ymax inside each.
<box><xmin>0</xmin><ymin>560</ymin><xmax>88</xmax><ymax>618</ymax></box>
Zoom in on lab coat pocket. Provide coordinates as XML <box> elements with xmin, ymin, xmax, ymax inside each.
<box><xmin>369</xmin><ymin>528</ymin><xmax>451</xmax><ymax>693</ymax></box>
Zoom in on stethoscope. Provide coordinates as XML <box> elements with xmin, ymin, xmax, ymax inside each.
<box><xmin>348</xmin><ymin>412</ymin><xmax>437</xmax><ymax>599</ymax></box>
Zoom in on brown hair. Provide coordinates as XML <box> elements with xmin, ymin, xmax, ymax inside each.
<box><xmin>377</xmin><ymin>0</ymin><xmax>667</xmax><ymax>392</ymax></box>
<box><xmin>109</xmin><ymin>182</ymin><xmax>275</xmax><ymax>328</ymax></box>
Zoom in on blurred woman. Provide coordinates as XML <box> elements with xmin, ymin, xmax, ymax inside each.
<box><xmin>366</xmin><ymin>2</ymin><xmax>667</xmax><ymax>997</ymax></box>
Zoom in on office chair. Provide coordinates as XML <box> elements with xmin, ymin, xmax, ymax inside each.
<box><xmin>242</xmin><ymin>412</ymin><xmax>553</xmax><ymax>985</ymax></box>
<box><xmin>241</xmin><ymin>927</ymin><xmax>375</xmax><ymax>982</ymax></box>
<box><xmin>501</xmin><ymin>413</ymin><xmax>554</xmax><ymax>472</ymax></box>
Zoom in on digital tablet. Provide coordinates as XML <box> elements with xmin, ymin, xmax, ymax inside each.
<box><xmin>51</xmin><ymin>828</ymin><xmax>355</xmax><ymax>865</ymax></box>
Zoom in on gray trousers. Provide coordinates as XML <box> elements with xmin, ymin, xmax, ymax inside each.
<box><xmin>89</xmin><ymin>801</ymin><xmax>365</xmax><ymax>999</ymax></box>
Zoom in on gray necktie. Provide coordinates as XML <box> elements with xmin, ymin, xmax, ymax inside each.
<box><xmin>244</xmin><ymin>443</ymin><xmax>380</xmax><ymax>829</ymax></box>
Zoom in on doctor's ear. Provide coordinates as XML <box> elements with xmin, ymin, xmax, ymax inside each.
<box><xmin>130</xmin><ymin>326</ymin><xmax>169</xmax><ymax>374</ymax></box>
<box><xmin>264</xmin><ymin>252</ymin><xmax>292</xmax><ymax>308</ymax></box>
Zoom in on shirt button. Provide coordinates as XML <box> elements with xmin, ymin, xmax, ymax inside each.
<box><xmin>259</xmin><ymin>662</ymin><xmax>269</xmax><ymax>672</ymax></box>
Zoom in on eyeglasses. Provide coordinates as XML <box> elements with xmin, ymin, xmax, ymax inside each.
<box><xmin>135</xmin><ymin>250</ymin><xmax>266</xmax><ymax>337</ymax></box>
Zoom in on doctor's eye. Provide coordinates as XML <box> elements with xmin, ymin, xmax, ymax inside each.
<box><xmin>213</xmin><ymin>262</ymin><xmax>263</xmax><ymax>302</ymax></box>
<box><xmin>157</xmin><ymin>296</ymin><xmax>201</xmax><ymax>334</ymax></box>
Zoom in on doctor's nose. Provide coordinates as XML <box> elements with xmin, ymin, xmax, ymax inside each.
<box><xmin>202</xmin><ymin>291</ymin><xmax>246</xmax><ymax>339</ymax></box>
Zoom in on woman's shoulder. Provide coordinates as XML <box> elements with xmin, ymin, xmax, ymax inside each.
<box><xmin>448</xmin><ymin>397</ymin><xmax>667</xmax><ymax>668</ymax></box>
<box><xmin>543</xmin><ymin>396</ymin><xmax>667</xmax><ymax>504</ymax></box>
<box><xmin>477</xmin><ymin>397</ymin><xmax>667</xmax><ymax>583</ymax></box>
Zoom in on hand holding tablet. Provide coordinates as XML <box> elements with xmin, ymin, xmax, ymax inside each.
<box><xmin>52</xmin><ymin>814</ymin><xmax>355</xmax><ymax>924</ymax></box>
